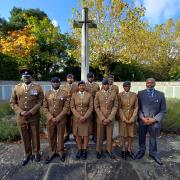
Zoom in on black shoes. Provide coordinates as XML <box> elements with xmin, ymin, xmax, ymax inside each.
<box><xmin>82</xmin><ymin>150</ymin><xmax>87</xmax><ymax>160</ymax></box>
<box><xmin>76</xmin><ymin>150</ymin><xmax>82</xmax><ymax>159</ymax></box>
<box><xmin>121</xmin><ymin>151</ymin><xmax>127</xmax><ymax>160</ymax></box>
<box><xmin>76</xmin><ymin>149</ymin><xmax>87</xmax><ymax>160</ymax></box>
<box><xmin>34</xmin><ymin>153</ymin><xmax>41</xmax><ymax>162</ymax></box>
<box><xmin>149</xmin><ymin>155</ymin><xmax>163</xmax><ymax>165</ymax></box>
<box><xmin>44</xmin><ymin>154</ymin><xmax>55</xmax><ymax>164</ymax></box>
<box><xmin>60</xmin><ymin>153</ymin><xmax>66</xmax><ymax>162</ymax></box>
<box><xmin>44</xmin><ymin>153</ymin><xmax>66</xmax><ymax>164</ymax></box>
<box><xmin>106</xmin><ymin>151</ymin><xmax>115</xmax><ymax>159</ymax></box>
<box><xmin>96</xmin><ymin>152</ymin><xmax>103</xmax><ymax>159</ymax></box>
<box><xmin>135</xmin><ymin>151</ymin><xmax>145</xmax><ymax>159</ymax></box>
<box><xmin>21</xmin><ymin>153</ymin><xmax>41</xmax><ymax>166</ymax></box>
<box><xmin>21</xmin><ymin>155</ymin><xmax>31</xmax><ymax>166</ymax></box>
<box><xmin>127</xmin><ymin>151</ymin><xmax>136</xmax><ymax>160</ymax></box>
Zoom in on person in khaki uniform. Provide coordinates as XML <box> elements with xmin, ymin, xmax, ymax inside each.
<box><xmin>118</xmin><ymin>81</ymin><xmax>138</xmax><ymax>160</ymax></box>
<box><xmin>108</xmin><ymin>74</ymin><xmax>120</xmax><ymax>146</ymax></box>
<box><xmin>10</xmin><ymin>69</ymin><xmax>44</xmax><ymax>166</ymax></box>
<box><xmin>85</xmin><ymin>72</ymin><xmax>100</xmax><ymax>141</ymax></box>
<box><xmin>108</xmin><ymin>75</ymin><xmax>119</xmax><ymax>95</ymax></box>
<box><xmin>43</xmin><ymin>77</ymin><xmax>70</xmax><ymax>164</ymax></box>
<box><xmin>62</xmin><ymin>74</ymin><xmax>78</xmax><ymax>142</ymax></box>
<box><xmin>71</xmin><ymin>81</ymin><xmax>93</xmax><ymax>160</ymax></box>
<box><xmin>94</xmin><ymin>78</ymin><xmax>118</xmax><ymax>159</ymax></box>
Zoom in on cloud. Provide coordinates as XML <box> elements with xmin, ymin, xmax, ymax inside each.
<box><xmin>134</xmin><ymin>0</ymin><xmax>180</xmax><ymax>25</ymax></box>
<box><xmin>52</xmin><ymin>19</ymin><xmax>58</xmax><ymax>27</ymax></box>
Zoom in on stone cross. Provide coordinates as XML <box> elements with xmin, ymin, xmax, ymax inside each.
<box><xmin>73</xmin><ymin>7</ymin><xmax>97</xmax><ymax>81</ymax></box>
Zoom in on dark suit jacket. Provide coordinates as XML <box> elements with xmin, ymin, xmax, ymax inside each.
<box><xmin>138</xmin><ymin>89</ymin><xmax>167</xmax><ymax>127</ymax></box>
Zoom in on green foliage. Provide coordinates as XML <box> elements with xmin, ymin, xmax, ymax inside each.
<box><xmin>71</xmin><ymin>0</ymin><xmax>180</xmax><ymax>80</ymax></box>
<box><xmin>0</xmin><ymin>102</ymin><xmax>19</xmax><ymax>141</ymax></box>
<box><xmin>0</xmin><ymin>121</ymin><xmax>20</xmax><ymax>141</ymax></box>
<box><xmin>0</xmin><ymin>53</ymin><xmax>19</xmax><ymax>80</ymax></box>
<box><xmin>161</xmin><ymin>99</ymin><xmax>180</xmax><ymax>133</ymax></box>
<box><xmin>8</xmin><ymin>7</ymin><xmax>48</xmax><ymax>31</ymax></box>
<box><xmin>0</xmin><ymin>101</ymin><xmax>14</xmax><ymax>120</ymax></box>
<box><xmin>26</xmin><ymin>17</ymin><xmax>72</xmax><ymax>80</ymax></box>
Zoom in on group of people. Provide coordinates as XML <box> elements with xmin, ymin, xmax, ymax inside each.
<box><xmin>10</xmin><ymin>69</ymin><xmax>167</xmax><ymax>167</ymax></box>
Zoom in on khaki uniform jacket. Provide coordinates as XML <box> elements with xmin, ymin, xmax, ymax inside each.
<box><xmin>94</xmin><ymin>90</ymin><xmax>118</xmax><ymax>124</ymax></box>
<box><xmin>70</xmin><ymin>91</ymin><xmax>93</xmax><ymax>136</ymax></box>
<box><xmin>43</xmin><ymin>89</ymin><xmax>70</xmax><ymax>125</ymax></box>
<box><xmin>85</xmin><ymin>82</ymin><xmax>100</xmax><ymax>98</ymax></box>
<box><xmin>62</xmin><ymin>82</ymin><xmax>78</xmax><ymax>114</ymax></box>
<box><xmin>118</xmin><ymin>91</ymin><xmax>138</xmax><ymax>122</ymax></box>
<box><xmin>10</xmin><ymin>83</ymin><xmax>44</xmax><ymax>126</ymax></box>
<box><xmin>62</xmin><ymin>82</ymin><xmax>78</xmax><ymax>97</ymax></box>
<box><xmin>109</xmin><ymin>84</ymin><xmax>119</xmax><ymax>95</ymax></box>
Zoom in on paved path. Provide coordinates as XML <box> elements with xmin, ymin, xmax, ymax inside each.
<box><xmin>0</xmin><ymin>135</ymin><xmax>180</xmax><ymax>180</ymax></box>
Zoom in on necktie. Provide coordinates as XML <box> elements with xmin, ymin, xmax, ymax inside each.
<box><xmin>148</xmin><ymin>90</ymin><xmax>153</xmax><ymax>97</ymax></box>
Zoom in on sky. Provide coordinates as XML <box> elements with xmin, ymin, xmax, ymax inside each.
<box><xmin>0</xmin><ymin>0</ymin><xmax>179</xmax><ymax>33</ymax></box>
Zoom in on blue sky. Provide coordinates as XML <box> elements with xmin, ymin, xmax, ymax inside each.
<box><xmin>0</xmin><ymin>0</ymin><xmax>179</xmax><ymax>33</ymax></box>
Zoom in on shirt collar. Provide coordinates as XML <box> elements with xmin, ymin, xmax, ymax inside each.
<box><xmin>53</xmin><ymin>88</ymin><xmax>59</xmax><ymax>93</ymax></box>
<box><xmin>147</xmin><ymin>88</ymin><xmax>155</xmax><ymax>92</ymax></box>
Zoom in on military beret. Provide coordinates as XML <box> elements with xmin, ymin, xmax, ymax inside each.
<box><xmin>51</xmin><ymin>76</ymin><xmax>60</xmax><ymax>82</ymax></box>
<box><xmin>87</xmin><ymin>72</ymin><xmax>94</xmax><ymax>78</ymax></box>
<box><xmin>123</xmin><ymin>81</ymin><xmax>131</xmax><ymax>87</ymax></box>
<box><xmin>108</xmin><ymin>74</ymin><xmax>114</xmax><ymax>79</ymax></box>
<box><xmin>67</xmin><ymin>74</ymin><xmax>74</xmax><ymax>78</ymax></box>
<box><xmin>102</xmin><ymin>78</ymin><xmax>109</xmax><ymax>85</ymax></box>
<box><xmin>78</xmin><ymin>80</ymin><xmax>85</xmax><ymax>86</ymax></box>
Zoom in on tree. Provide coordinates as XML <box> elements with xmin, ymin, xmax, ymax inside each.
<box><xmin>71</xmin><ymin>0</ymin><xmax>180</xmax><ymax>80</ymax></box>
<box><xmin>71</xmin><ymin>0</ymin><xmax>147</xmax><ymax>76</ymax></box>
<box><xmin>7</xmin><ymin>7</ymin><xmax>48</xmax><ymax>31</ymax></box>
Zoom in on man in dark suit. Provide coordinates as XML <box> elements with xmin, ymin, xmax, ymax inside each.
<box><xmin>135</xmin><ymin>78</ymin><xmax>167</xmax><ymax>165</ymax></box>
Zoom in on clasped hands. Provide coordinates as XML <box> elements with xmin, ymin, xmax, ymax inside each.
<box><xmin>20</xmin><ymin>111</ymin><xmax>32</xmax><ymax>119</ymax></box>
<box><xmin>122</xmin><ymin>118</ymin><xmax>133</xmax><ymax>124</ymax></box>
<box><xmin>78</xmin><ymin>116</ymin><xmax>87</xmax><ymax>123</ymax></box>
<box><xmin>102</xmin><ymin>118</ymin><xmax>112</xmax><ymax>125</ymax></box>
<box><xmin>141</xmin><ymin>117</ymin><xmax>156</xmax><ymax>125</ymax></box>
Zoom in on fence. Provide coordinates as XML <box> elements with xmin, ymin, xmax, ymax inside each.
<box><xmin>0</xmin><ymin>81</ymin><xmax>180</xmax><ymax>101</ymax></box>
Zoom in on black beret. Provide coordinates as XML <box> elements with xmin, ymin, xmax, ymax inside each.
<box><xmin>123</xmin><ymin>81</ymin><xmax>131</xmax><ymax>87</ymax></box>
<box><xmin>51</xmin><ymin>77</ymin><xmax>60</xmax><ymax>82</ymax></box>
<box><xmin>78</xmin><ymin>80</ymin><xmax>85</xmax><ymax>86</ymax></box>
<box><xmin>87</xmin><ymin>72</ymin><xmax>94</xmax><ymax>78</ymax></box>
<box><xmin>108</xmin><ymin>74</ymin><xmax>114</xmax><ymax>79</ymax></box>
<box><xmin>67</xmin><ymin>74</ymin><xmax>74</xmax><ymax>78</ymax></box>
<box><xmin>102</xmin><ymin>78</ymin><xmax>109</xmax><ymax>85</ymax></box>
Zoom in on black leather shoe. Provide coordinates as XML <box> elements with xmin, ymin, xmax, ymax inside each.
<box><xmin>82</xmin><ymin>150</ymin><xmax>87</xmax><ymax>160</ymax></box>
<box><xmin>121</xmin><ymin>151</ymin><xmax>127</xmax><ymax>160</ymax></box>
<box><xmin>21</xmin><ymin>155</ymin><xmax>31</xmax><ymax>166</ymax></box>
<box><xmin>127</xmin><ymin>151</ymin><xmax>135</xmax><ymax>160</ymax></box>
<box><xmin>106</xmin><ymin>151</ymin><xmax>115</xmax><ymax>159</ymax></box>
<box><xmin>44</xmin><ymin>154</ymin><xmax>55</xmax><ymax>164</ymax></box>
<box><xmin>34</xmin><ymin>153</ymin><xmax>41</xmax><ymax>162</ymax></box>
<box><xmin>60</xmin><ymin>154</ymin><xmax>66</xmax><ymax>162</ymax></box>
<box><xmin>135</xmin><ymin>151</ymin><xmax>145</xmax><ymax>159</ymax></box>
<box><xmin>149</xmin><ymin>155</ymin><xmax>163</xmax><ymax>165</ymax></box>
<box><xmin>96</xmin><ymin>152</ymin><xmax>102</xmax><ymax>159</ymax></box>
<box><xmin>76</xmin><ymin>150</ymin><xmax>82</xmax><ymax>159</ymax></box>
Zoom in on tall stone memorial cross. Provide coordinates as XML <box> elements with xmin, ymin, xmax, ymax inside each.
<box><xmin>73</xmin><ymin>7</ymin><xmax>97</xmax><ymax>81</ymax></box>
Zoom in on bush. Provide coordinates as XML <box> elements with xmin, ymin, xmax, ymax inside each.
<box><xmin>0</xmin><ymin>121</ymin><xmax>20</xmax><ymax>141</ymax></box>
<box><xmin>161</xmin><ymin>98</ymin><xmax>180</xmax><ymax>133</ymax></box>
<box><xmin>0</xmin><ymin>101</ymin><xmax>14</xmax><ymax>120</ymax></box>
